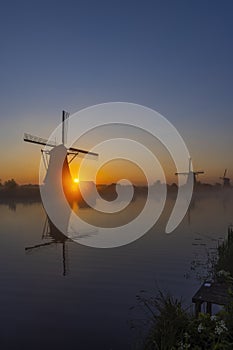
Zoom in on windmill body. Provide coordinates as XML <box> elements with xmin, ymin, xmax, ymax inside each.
<box><xmin>43</xmin><ymin>144</ymin><xmax>73</xmax><ymax>196</ymax></box>
<box><xmin>24</xmin><ymin>110</ymin><xmax>98</xmax><ymax>199</ymax></box>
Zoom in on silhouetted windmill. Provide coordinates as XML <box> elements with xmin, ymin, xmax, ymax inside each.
<box><xmin>175</xmin><ymin>158</ymin><xmax>204</xmax><ymax>185</ymax></box>
<box><xmin>220</xmin><ymin>169</ymin><xmax>231</xmax><ymax>188</ymax></box>
<box><xmin>24</xmin><ymin>110</ymin><xmax>98</xmax><ymax>195</ymax></box>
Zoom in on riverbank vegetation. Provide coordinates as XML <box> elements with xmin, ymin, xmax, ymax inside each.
<box><xmin>0</xmin><ymin>179</ymin><xmax>40</xmax><ymax>201</ymax></box>
<box><xmin>136</xmin><ymin>226</ymin><xmax>233</xmax><ymax>350</ymax></box>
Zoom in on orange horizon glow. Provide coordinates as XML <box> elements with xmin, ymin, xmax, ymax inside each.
<box><xmin>1</xmin><ymin>167</ymin><xmax>232</xmax><ymax>186</ymax></box>
<box><xmin>0</xmin><ymin>114</ymin><xmax>232</xmax><ymax>187</ymax></box>
<box><xmin>0</xmin><ymin>143</ymin><xmax>232</xmax><ymax>186</ymax></box>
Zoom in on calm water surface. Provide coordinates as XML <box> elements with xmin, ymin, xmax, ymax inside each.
<box><xmin>0</xmin><ymin>192</ymin><xmax>232</xmax><ymax>349</ymax></box>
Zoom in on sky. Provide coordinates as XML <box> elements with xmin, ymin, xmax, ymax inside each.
<box><xmin>0</xmin><ymin>0</ymin><xmax>232</xmax><ymax>185</ymax></box>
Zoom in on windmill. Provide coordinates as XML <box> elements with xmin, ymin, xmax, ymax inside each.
<box><xmin>24</xmin><ymin>110</ymin><xmax>98</xmax><ymax>197</ymax></box>
<box><xmin>175</xmin><ymin>158</ymin><xmax>204</xmax><ymax>185</ymax></box>
<box><xmin>220</xmin><ymin>169</ymin><xmax>231</xmax><ymax>188</ymax></box>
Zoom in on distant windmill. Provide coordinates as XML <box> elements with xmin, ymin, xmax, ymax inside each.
<box><xmin>220</xmin><ymin>169</ymin><xmax>231</xmax><ymax>188</ymax></box>
<box><xmin>24</xmin><ymin>110</ymin><xmax>98</xmax><ymax>196</ymax></box>
<box><xmin>175</xmin><ymin>158</ymin><xmax>204</xmax><ymax>185</ymax></box>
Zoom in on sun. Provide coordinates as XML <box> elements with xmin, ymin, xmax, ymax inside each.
<box><xmin>73</xmin><ymin>178</ymin><xmax>79</xmax><ymax>184</ymax></box>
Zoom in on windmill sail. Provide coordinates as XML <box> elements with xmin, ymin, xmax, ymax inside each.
<box><xmin>24</xmin><ymin>133</ymin><xmax>56</xmax><ymax>148</ymax></box>
<box><xmin>69</xmin><ymin>146</ymin><xmax>98</xmax><ymax>157</ymax></box>
<box><xmin>62</xmin><ymin>110</ymin><xmax>69</xmax><ymax>145</ymax></box>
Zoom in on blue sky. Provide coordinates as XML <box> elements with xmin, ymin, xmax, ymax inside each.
<box><xmin>0</xmin><ymin>0</ymin><xmax>232</xmax><ymax>183</ymax></box>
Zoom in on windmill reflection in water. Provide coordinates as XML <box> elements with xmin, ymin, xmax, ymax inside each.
<box><xmin>25</xmin><ymin>209</ymin><xmax>98</xmax><ymax>276</ymax></box>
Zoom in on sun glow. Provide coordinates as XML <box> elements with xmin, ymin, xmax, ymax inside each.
<box><xmin>73</xmin><ymin>178</ymin><xmax>79</xmax><ymax>184</ymax></box>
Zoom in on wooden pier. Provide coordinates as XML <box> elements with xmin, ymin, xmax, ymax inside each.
<box><xmin>192</xmin><ymin>281</ymin><xmax>230</xmax><ymax>317</ymax></box>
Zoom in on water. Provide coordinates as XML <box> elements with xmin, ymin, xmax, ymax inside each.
<box><xmin>0</xmin><ymin>192</ymin><xmax>232</xmax><ymax>349</ymax></box>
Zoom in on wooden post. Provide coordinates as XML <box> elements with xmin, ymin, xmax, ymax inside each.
<box><xmin>195</xmin><ymin>301</ymin><xmax>202</xmax><ymax>318</ymax></box>
<box><xmin>206</xmin><ymin>302</ymin><xmax>212</xmax><ymax>315</ymax></box>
